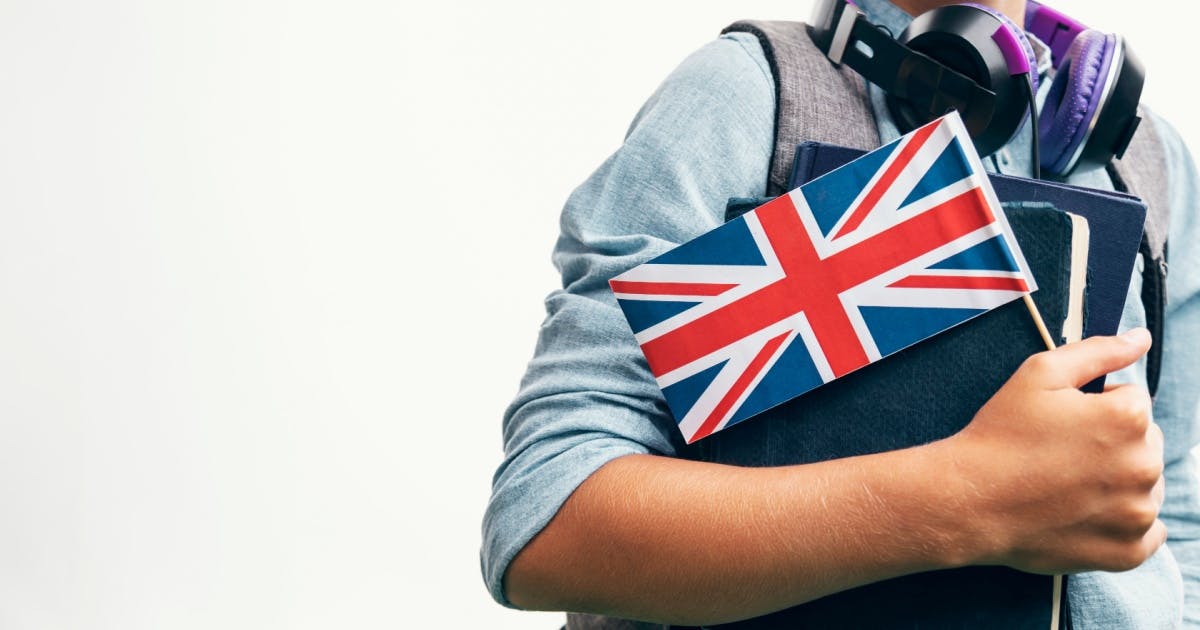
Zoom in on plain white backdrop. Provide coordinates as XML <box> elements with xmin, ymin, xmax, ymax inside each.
<box><xmin>0</xmin><ymin>1</ymin><xmax>1196</xmax><ymax>628</ymax></box>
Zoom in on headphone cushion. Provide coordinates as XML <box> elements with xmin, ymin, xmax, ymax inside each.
<box><xmin>1039</xmin><ymin>30</ymin><xmax>1117</xmax><ymax>174</ymax></box>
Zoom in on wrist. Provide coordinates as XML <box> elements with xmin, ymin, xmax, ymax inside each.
<box><xmin>912</xmin><ymin>436</ymin><xmax>1002</xmax><ymax>569</ymax></box>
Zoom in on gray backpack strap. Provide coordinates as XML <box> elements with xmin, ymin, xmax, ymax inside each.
<box><xmin>1107</xmin><ymin>110</ymin><xmax>1170</xmax><ymax>397</ymax></box>
<box><xmin>721</xmin><ymin>20</ymin><xmax>880</xmax><ymax>196</ymax></box>
<box><xmin>1110</xmin><ymin>112</ymin><xmax>1170</xmax><ymax>262</ymax></box>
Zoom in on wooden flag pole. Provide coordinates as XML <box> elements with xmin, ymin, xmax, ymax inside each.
<box><xmin>1049</xmin><ymin>574</ymin><xmax>1063</xmax><ymax>630</ymax></box>
<box><xmin>1023</xmin><ymin>294</ymin><xmax>1056</xmax><ymax>351</ymax></box>
<box><xmin>1021</xmin><ymin>292</ymin><xmax>1062</xmax><ymax>630</ymax></box>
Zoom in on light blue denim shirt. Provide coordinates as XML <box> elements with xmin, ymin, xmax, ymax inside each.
<box><xmin>483</xmin><ymin>2</ymin><xmax>1200</xmax><ymax>626</ymax></box>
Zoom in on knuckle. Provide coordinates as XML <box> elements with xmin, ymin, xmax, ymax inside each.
<box><xmin>1153</xmin><ymin>477</ymin><xmax>1167</xmax><ymax>507</ymax></box>
<box><xmin>1125</xmin><ymin>500</ymin><xmax>1160</xmax><ymax>530</ymax></box>
<box><xmin>1103</xmin><ymin>389</ymin><xmax>1152</xmax><ymax>432</ymax></box>
<box><xmin>1139</xmin><ymin>463</ymin><xmax>1164</xmax><ymax>488</ymax></box>
<box><xmin>1129</xmin><ymin>391</ymin><xmax>1153</xmax><ymax>423</ymax></box>
<box><xmin>1121</xmin><ymin>392</ymin><xmax>1152</xmax><ymax>425</ymax></box>
<box><xmin>1021</xmin><ymin>352</ymin><xmax>1055</xmax><ymax>377</ymax></box>
<box><xmin>1141</xmin><ymin>527</ymin><xmax>1166</xmax><ymax>559</ymax></box>
<box><xmin>1128</xmin><ymin>455</ymin><xmax>1164</xmax><ymax>487</ymax></box>
<box><xmin>1149</xmin><ymin>422</ymin><xmax>1165</xmax><ymax>449</ymax></box>
<box><xmin>1102</xmin><ymin>522</ymin><xmax>1166</xmax><ymax>572</ymax></box>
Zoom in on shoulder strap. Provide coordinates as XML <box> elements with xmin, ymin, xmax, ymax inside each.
<box><xmin>721</xmin><ymin>20</ymin><xmax>880</xmax><ymax>196</ymax></box>
<box><xmin>1110</xmin><ymin>114</ymin><xmax>1170</xmax><ymax>262</ymax></box>
<box><xmin>1107</xmin><ymin>111</ymin><xmax>1170</xmax><ymax>397</ymax></box>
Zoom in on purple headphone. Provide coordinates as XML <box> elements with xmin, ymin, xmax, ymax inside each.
<box><xmin>808</xmin><ymin>0</ymin><xmax>1145</xmax><ymax>176</ymax></box>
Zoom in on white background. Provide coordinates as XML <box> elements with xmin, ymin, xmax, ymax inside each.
<box><xmin>0</xmin><ymin>1</ymin><xmax>1194</xmax><ymax>628</ymax></box>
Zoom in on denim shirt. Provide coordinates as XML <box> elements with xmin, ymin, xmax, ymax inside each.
<box><xmin>483</xmin><ymin>2</ymin><xmax>1200</xmax><ymax>626</ymax></box>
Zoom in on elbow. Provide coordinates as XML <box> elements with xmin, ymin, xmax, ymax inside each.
<box><xmin>502</xmin><ymin>553</ymin><xmax>543</xmax><ymax>611</ymax></box>
<box><xmin>501</xmin><ymin>530</ymin><xmax>572</xmax><ymax>612</ymax></box>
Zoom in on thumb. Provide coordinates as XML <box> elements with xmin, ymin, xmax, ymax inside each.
<box><xmin>1033</xmin><ymin>328</ymin><xmax>1151</xmax><ymax>389</ymax></box>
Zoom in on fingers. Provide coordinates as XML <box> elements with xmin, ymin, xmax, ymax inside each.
<box><xmin>1141</xmin><ymin>519</ymin><xmax>1169</xmax><ymax>566</ymax></box>
<box><xmin>1055</xmin><ymin>518</ymin><xmax>1168</xmax><ymax>574</ymax></box>
<box><xmin>1024</xmin><ymin>328</ymin><xmax>1151</xmax><ymax>389</ymax></box>
<box><xmin>1150</xmin><ymin>518</ymin><xmax>1168</xmax><ymax>549</ymax></box>
<box><xmin>1125</xmin><ymin>519</ymin><xmax>1169</xmax><ymax>572</ymax></box>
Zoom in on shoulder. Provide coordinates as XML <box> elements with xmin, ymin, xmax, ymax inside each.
<box><xmin>699</xmin><ymin>30</ymin><xmax>774</xmax><ymax>85</ymax></box>
<box><xmin>625</xmin><ymin>31</ymin><xmax>775</xmax><ymax>141</ymax></box>
<box><xmin>662</xmin><ymin>30</ymin><xmax>773</xmax><ymax>101</ymax></box>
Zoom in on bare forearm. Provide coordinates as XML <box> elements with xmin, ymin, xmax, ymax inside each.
<box><xmin>505</xmin><ymin>334</ymin><xmax>1167</xmax><ymax>624</ymax></box>
<box><xmin>505</xmin><ymin>442</ymin><xmax>977</xmax><ymax>625</ymax></box>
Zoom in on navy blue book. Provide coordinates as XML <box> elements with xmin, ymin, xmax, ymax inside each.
<box><xmin>696</xmin><ymin>147</ymin><xmax>1145</xmax><ymax>629</ymax></box>
<box><xmin>787</xmin><ymin>141</ymin><xmax>1146</xmax><ymax>343</ymax></box>
<box><xmin>698</xmin><ymin>205</ymin><xmax>1078</xmax><ymax>630</ymax></box>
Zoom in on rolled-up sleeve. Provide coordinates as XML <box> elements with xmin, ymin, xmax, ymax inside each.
<box><xmin>480</xmin><ymin>33</ymin><xmax>776</xmax><ymax>607</ymax></box>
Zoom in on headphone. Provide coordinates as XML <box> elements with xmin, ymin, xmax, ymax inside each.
<box><xmin>808</xmin><ymin>0</ymin><xmax>1145</xmax><ymax>176</ymax></box>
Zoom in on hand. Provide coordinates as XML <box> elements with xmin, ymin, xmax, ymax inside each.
<box><xmin>943</xmin><ymin>328</ymin><xmax>1165</xmax><ymax>574</ymax></box>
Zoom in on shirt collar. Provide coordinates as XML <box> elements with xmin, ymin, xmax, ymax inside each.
<box><xmin>854</xmin><ymin>0</ymin><xmax>914</xmax><ymax>37</ymax></box>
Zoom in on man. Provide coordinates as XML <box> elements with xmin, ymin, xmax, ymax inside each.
<box><xmin>482</xmin><ymin>0</ymin><xmax>1200</xmax><ymax>626</ymax></box>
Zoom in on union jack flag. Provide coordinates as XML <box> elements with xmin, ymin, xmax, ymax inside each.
<box><xmin>610</xmin><ymin>113</ymin><xmax>1036</xmax><ymax>443</ymax></box>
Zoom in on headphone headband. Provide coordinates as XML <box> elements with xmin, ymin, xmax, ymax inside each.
<box><xmin>1024</xmin><ymin>0</ymin><xmax>1087</xmax><ymax>66</ymax></box>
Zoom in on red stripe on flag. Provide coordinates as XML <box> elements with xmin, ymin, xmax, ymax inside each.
<box><xmin>757</xmin><ymin>200</ymin><xmax>871</xmax><ymax>377</ymax></box>
<box><xmin>688</xmin><ymin>331</ymin><xmax>790</xmax><ymax>443</ymax></box>
<box><xmin>639</xmin><ymin>188</ymin><xmax>996</xmax><ymax>380</ymax></box>
<box><xmin>609</xmin><ymin>280</ymin><xmax>737</xmax><ymax>296</ymax></box>
<box><xmin>832</xmin><ymin>120</ymin><xmax>941</xmax><ymax>240</ymax></box>
<box><xmin>888</xmin><ymin>275</ymin><xmax>1030</xmax><ymax>292</ymax></box>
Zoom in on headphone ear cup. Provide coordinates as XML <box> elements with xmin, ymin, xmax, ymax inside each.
<box><xmin>1038</xmin><ymin>30</ymin><xmax>1118</xmax><ymax>175</ymax></box>
<box><xmin>892</xmin><ymin>4</ymin><xmax>1036</xmax><ymax>157</ymax></box>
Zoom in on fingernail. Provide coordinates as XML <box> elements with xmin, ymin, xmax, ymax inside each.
<box><xmin>1120</xmin><ymin>328</ymin><xmax>1151</xmax><ymax>345</ymax></box>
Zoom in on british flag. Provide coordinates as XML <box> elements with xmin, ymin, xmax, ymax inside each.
<box><xmin>610</xmin><ymin>113</ymin><xmax>1036</xmax><ymax>443</ymax></box>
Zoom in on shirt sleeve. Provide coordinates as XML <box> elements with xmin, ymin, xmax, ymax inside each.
<box><xmin>480</xmin><ymin>32</ymin><xmax>776</xmax><ymax>607</ymax></box>
<box><xmin>1148</xmin><ymin>112</ymin><xmax>1200</xmax><ymax>626</ymax></box>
